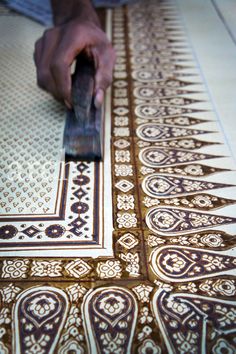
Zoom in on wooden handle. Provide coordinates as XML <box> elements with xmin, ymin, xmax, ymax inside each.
<box><xmin>72</xmin><ymin>55</ymin><xmax>95</xmax><ymax>125</ymax></box>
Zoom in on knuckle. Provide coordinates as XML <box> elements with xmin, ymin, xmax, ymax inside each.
<box><xmin>50</xmin><ymin>58</ymin><xmax>63</xmax><ymax>74</ymax></box>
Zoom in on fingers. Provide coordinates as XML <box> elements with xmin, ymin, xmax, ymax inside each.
<box><xmin>94</xmin><ymin>88</ymin><xmax>104</xmax><ymax>109</ymax></box>
<box><xmin>50</xmin><ymin>52</ymin><xmax>73</xmax><ymax>108</ymax></box>
<box><xmin>34</xmin><ymin>28</ymin><xmax>61</xmax><ymax>101</ymax></box>
<box><xmin>34</xmin><ymin>21</ymin><xmax>116</xmax><ymax>109</ymax></box>
<box><xmin>93</xmin><ymin>43</ymin><xmax>116</xmax><ymax>108</ymax></box>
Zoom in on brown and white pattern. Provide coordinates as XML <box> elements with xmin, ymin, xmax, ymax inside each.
<box><xmin>0</xmin><ymin>9</ymin><xmax>113</xmax><ymax>258</ymax></box>
<box><xmin>0</xmin><ymin>1</ymin><xmax>236</xmax><ymax>353</ymax></box>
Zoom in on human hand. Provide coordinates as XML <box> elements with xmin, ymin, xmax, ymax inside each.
<box><xmin>34</xmin><ymin>19</ymin><xmax>116</xmax><ymax>109</ymax></box>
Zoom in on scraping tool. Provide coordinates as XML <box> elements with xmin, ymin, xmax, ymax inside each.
<box><xmin>63</xmin><ymin>55</ymin><xmax>103</xmax><ymax>161</ymax></box>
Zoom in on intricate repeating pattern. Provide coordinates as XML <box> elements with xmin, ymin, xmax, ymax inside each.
<box><xmin>152</xmin><ymin>289</ymin><xmax>236</xmax><ymax>354</ymax></box>
<box><xmin>0</xmin><ymin>1</ymin><xmax>236</xmax><ymax>353</ymax></box>
<box><xmin>83</xmin><ymin>287</ymin><xmax>138</xmax><ymax>353</ymax></box>
<box><xmin>13</xmin><ymin>287</ymin><xmax>68</xmax><ymax>353</ymax></box>
<box><xmin>0</xmin><ymin>16</ymin><xmax>112</xmax><ymax>257</ymax></box>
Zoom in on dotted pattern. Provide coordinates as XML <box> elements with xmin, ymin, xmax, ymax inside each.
<box><xmin>0</xmin><ymin>15</ymin><xmax>65</xmax><ymax>215</ymax></box>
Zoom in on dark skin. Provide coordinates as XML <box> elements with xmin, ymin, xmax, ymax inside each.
<box><xmin>34</xmin><ymin>0</ymin><xmax>116</xmax><ymax>109</ymax></box>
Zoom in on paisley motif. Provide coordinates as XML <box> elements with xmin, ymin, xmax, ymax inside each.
<box><xmin>136</xmin><ymin>123</ymin><xmax>210</xmax><ymax>141</ymax></box>
<box><xmin>150</xmin><ymin>245</ymin><xmax>236</xmax><ymax>281</ymax></box>
<box><xmin>13</xmin><ymin>287</ymin><xmax>69</xmax><ymax>354</ymax></box>
<box><xmin>135</xmin><ymin>104</ymin><xmax>204</xmax><ymax>119</ymax></box>
<box><xmin>152</xmin><ymin>289</ymin><xmax>236</xmax><ymax>354</ymax></box>
<box><xmin>82</xmin><ymin>286</ymin><xmax>138</xmax><ymax>354</ymax></box>
<box><xmin>145</xmin><ymin>206</ymin><xmax>236</xmax><ymax>235</ymax></box>
<box><xmin>142</xmin><ymin>174</ymin><xmax>231</xmax><ymax>198</ymax></box>
<box><xmin>139</xmin><ymin>147</ymin><xmax>222</xmax><ymax>167</ymax></box>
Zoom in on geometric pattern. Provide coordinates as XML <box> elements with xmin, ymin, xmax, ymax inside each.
<box><xmin>0</xmin><ymin>12</ymin><xmax>113</xmax><ymax>258</ymax></box>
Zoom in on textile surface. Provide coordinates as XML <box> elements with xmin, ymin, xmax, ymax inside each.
<box><xmin>0</xmin><ymin>0</ymin><xmax>236</xmax><ymax>353</ymax></box>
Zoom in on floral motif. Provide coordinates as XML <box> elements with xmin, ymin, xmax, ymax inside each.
<box><xmin>0</xmin><ymin>225</ymin><xmax>17</xmax><ymax>239</ymax></box>
<box><xmin>162</xmin><ymin>253</ymin><xmax>187</xmax><ymax>273</ymax></box>
<box><xmin>137</xmin><ymin>325</ymin><xmax>152</xmax><ymax>341</ymax></box>
<box><xmin>183</xmin><ymin>164</ymin><xmax>204</xmax><ymax>176</ymax></box>
<box><xmin>115</xmin><ymin>150</ymin><xmax>131</xmax><ymax>163</ymax></box>
<box><xmin>132</xmin><ymin>284</ymin><xmax>153</xmax><ymax>303</ymax></box>
<box><xmin>114</xmin><ymin>98</ymin><xmax>128</xmax><ymax>106</ymax></box>
<box><xmin>114</xmin><ymin>88</ymin><xmax>128</xmax><ymax>98</ymax></box>
<box><xmin>31</xmin><ymin>260</ymin><xmax>62</xmax><ymax>277</ymax></box>
<box><xmin>99</xmin><ymin>293</ymin><xmax>126</xmax><ymax>316</ymax></box>
<box><xmin>139</xmin><ymin>306</ymin><xmax>153</xmax><ymax>324</ymax></box>
<box><xmin>192</xmin><ymin>195</ymin><xmax>213</xmax><ymax>208</ymax></box>
<box><xmin>115</xmin><ymin>164</ymin><xmax>133</xmax><ymax>176</ymax></box>
<box><xmin>177</xmin><ymin>282</ymin><xmax>197</xmax><ymax>294</ymax></box>
<box><xmin>0</xmin><ymin>308</ymin><xmax>10</xmax><ymax>326</ymax></box>
<box><xmin>140</xmin><ymin>166</ymin><xmax>155</xmax><ymax>175</ymax></box>
<box><xmin>120</xmin><ymin>252</ymin><xmax>140</xmax><ymax>277</ymax></box>
<box><xmin>65</xmin><ymin>284</ymin><xmax>87</xmax><ymax>302</ymax></box>
<box><xmin>153</xmin><ymin>211</ymin><xmax>175</xmax><ymax>229</ymax></box>
<box><xmin>24</xmin><ymin>334</ymin><xmax>50</xmax><ymax>354</ymax></box>
<box><xmin>117</xmin><ymin>195</ymin><xmax>134</xmax><ymax>210</ymax></box>
<box><xmin>1</xmin><ymin>259</ymin><xmax>29</xmax><ymax>279</ymax></box>
<box><xmin>154</xmin><ymin>280</ymin><xmax>173</xmax><ymax>292</ymax></box>
<box><xmin>202</xmin><ymin>255</ymin><xmax>226</xmax><ymax>271</ymax></box>
<box><xmin>199</xmin><ymin>279</ymin><xmax>218</xmax><ymax>296</ymax></box>
<box><xmin>65</xmin><ymin>306</ymin><xmax>82</xmax><ymax>328</ymax></box>
<box><xmin>97</xmin><ymin>260</ymin><xmax>122</xmax><ymax>279</ymax></box>
<box><xmin>215</xmin><ymin>305</ymin><xmax>236</xmax><ymax>326</ymax></box>
<box><xmin>101</xmin><ymin>332</ymin><xmax>126</xmax><ymax>353</ymax></box>
<box><xmin>61</xmin><ymin>326</ymin><xmax>84</xmax><ymax>344</ymax></box>
<box><xmin>114</xmin><ymin>116</ymin><xmax>129</xmax><ymax>126</ymax></box>
<box><xmin>114</xmin><ymin>127</ymin><xmax>130</xmax><ymax>137</ymax></box>
<box><xmin>172</xmin><ymin>332</ymin><xmax>198</xmax><ymax>353</ymax></box>
<box><xmin>117</xmin><ymin>212</ymin><xmax>137</xmax><ymax>228</ymax></box>
<box><xmin>0</xmin><ymin>283</ymin><xmax>21</xmax><ymax>303</ymax></box>
<box><xmin>45</xmin><ymin>224</ymin><xmax>65</xmax><ymax>238</ymax></box>
<box><xmin>166</xmin><ymin>298</ymin><xmax>189</xmax><ymax>315</ymax></box>
<box><xmin>28</xmin><ymin>295</ymin><xmax>57</xmax><ymax>318</ymax></box>
<box><xmin>147</xmin><ymin>235</ymin><xmax>165</xmax><ymax>247</ymax></box>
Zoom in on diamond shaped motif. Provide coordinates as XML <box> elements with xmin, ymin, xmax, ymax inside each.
<box><xmin>73</xmin><ymin>188</ymin><xmax>87</xmax><ymax>199</ymax></box>
<box><xmin>118</xmin><ymin>233</ymin><xmax>139</xmax><ymax>249</ymax></box>
<box><xmin>65</xmin><ymin>259</ymin><xmax>91</xmax><ymax>278</ymax></box>
<box><xmin>76</xmin><ymin>162</ymin><xmax>88</xmax><ymax>173</ymax></box>
<box><xmin>22</xmin><ymin>226</ymin><xmax>40</xmax><ymax>237</ymax></box>
<box><xmin>114</xmin><ymin>139</ymin><xmax>130</xmax><ymax>149</ymax></box>
<box><xmin>115</xmin><ymin>180</ymin><xmax>134</xmax><ymax>193</ymax></box>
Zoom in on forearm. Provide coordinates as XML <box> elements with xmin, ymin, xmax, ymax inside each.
<box><xmin>50</xmin><ymin>0</ymin><xmax>100</xmax><ymax>26</ymax></box>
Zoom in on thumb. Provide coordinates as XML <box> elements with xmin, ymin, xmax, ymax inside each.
<box><xmin>93</xmin><ymin>47</ymin><xmax>116</xmax><ymax>108</ymax></box>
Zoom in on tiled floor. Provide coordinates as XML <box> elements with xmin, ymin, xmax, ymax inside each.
<box><xmin>0</xmin><ymin>1</ymin><xmax>235</xmax><ymax>353</ymax></box>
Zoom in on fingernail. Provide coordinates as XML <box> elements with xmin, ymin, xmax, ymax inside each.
<box><xmin>94</xmin><ymin>89</ymin><xmax>104</xmax><ymax>109</ymax></box>
<box><xmin>64</xmin><ymin>99</ymin><xmax>72</xmax><ymax>110</ymax></box>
